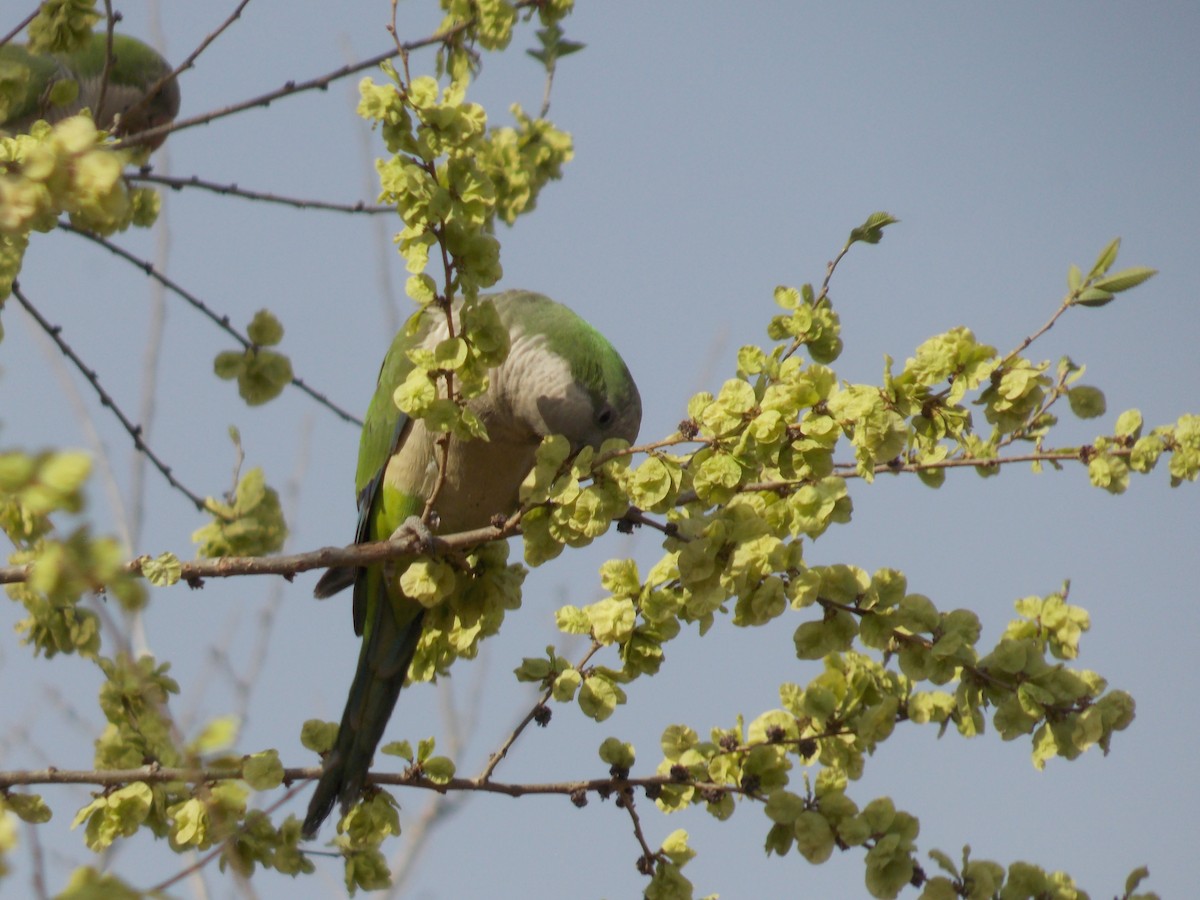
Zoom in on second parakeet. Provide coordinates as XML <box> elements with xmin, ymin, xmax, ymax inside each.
<box><xmin>0</xmin><ymin>32</ymin><xmax>180</xmax><ymax>147</ymax></box>
<box><xmin>303</xmin><ymin>290</ymin><xmax>642</xmax><ymax>838</ymax></box>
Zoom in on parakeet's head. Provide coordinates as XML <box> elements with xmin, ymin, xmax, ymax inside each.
<box><xmin>73</xmin><ymin>34</ymin><xmax>180</xmax><ymax>148</ymax></box>
<box><xmin>493</xmin><ymin>292</ymin><xmax>642</xmax><ymax>453</ymax></box>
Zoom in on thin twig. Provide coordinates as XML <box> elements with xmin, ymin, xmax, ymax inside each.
<box><xmin>128</xmin><ymin>172</ymin><xmax>393</xmax><ymax>214</ymax></box>
<box><xmin>620</xmin><ymin>790</ymin><xmax>659</xmax><ymax>875</ymax></box>
<box><xmin>56</xmin><ymin>221</ymin><xmax>363</xmax><ymax>426</ymax></box>
<box><xmin>120</xmin><ymin>0</ymin><xmax>254</xmax><ymax>143</ymax></box>
<box><xmin>118</xmin><ymin>1</ymin><xmax>543</xmax><ymax>151</ymax></box>
<box><xmin>538</xmin><ymin>56</ymin><xmax>556</xmax><ymax>119</ymax></box>
<box><xmin>25</xmin><ymin>300</ymin><xmax>135</xmax><ymax>550</ymax></box>
<box><xmin>999</xmin><ymin>299</ymin><xmax>1073</xmax><ymax>370</ymax></box>
<box><xmin>476</xmin><ymin>640</ymin><xmax>604</xmax><ymax>784</ymax></box>
<box><xmin>10</xmin><ymin>281</ymin><xmax>210</xmax><ymax>511</ymax></box>
<box><xmin>24</xmin><ymin>308</ymin><xmax>136</xmax><ymax>655</ymax></box>
<box><xmin>0</xmin><ymin>9</ymin><xmax>38</xmax><ymax>49</ymax></box>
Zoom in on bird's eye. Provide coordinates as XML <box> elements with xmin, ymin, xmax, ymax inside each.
<box><xmin>596</xmin><ymin>405</ymin><xmax>616</xmax><ymax>428</ymax></box>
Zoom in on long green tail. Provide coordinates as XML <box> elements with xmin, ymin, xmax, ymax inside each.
<box><xmin>302</xmin><ymin>597</ymin><xmax>425</xmax><ymax>839</ymax></box>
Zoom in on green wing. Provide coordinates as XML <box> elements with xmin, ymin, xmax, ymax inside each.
<box><xmin>304</xmin><ymin>320</ymin><xmax>429</xmax><ymax>838</ymax></box>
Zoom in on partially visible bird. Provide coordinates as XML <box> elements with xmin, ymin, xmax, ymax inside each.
<box><xmin>303</xmin><ymin>290</ymin><xmax>642</xmax><ymax>838</ymax></box>
<box><xmin>0</xmin><ymin>33</ymin><xmax>180</xmax><ymax>148</ymax></box>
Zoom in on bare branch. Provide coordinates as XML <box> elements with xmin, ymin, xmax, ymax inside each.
<box><xmin>10</xmin><ymin>281</ymin><xmax>210</xmax><ymax>512</ymax></box>
<box><xmin>0</xmin><ymin>512</ymin><xmax>518</xmax><ymax>586</ymax></box>
<box><xmin>0</xmin><ymin>763</ymin><xmax>751</xmax><ymax>803</ymax></box>
<box><xmin>128</xmin><ymin>172</ymin><xmax>393</xmax><ymax>214</ymax></box>
<box><xmin>1000</xmin><ymin>298</ymin><xmax>1073</xmax><ymax>370</ymax></box>
<box><xmin>0</xmin><ymin>9</ymin><xmax>38</xmax><ymax>49</ymax></box>
<box><xmin>56</xmin><ymin>221</ymin><xmax>363</xmax><ymax>427</ymax></box>
<box><xmin>478</xmin><ymin>640</ymin><xmax>603</xmax><ymax>783</ymax></box>
<box><xmin>619</xmin><ymin>789</ymin><xmax>659</xmax><ymax>877</ymax></box>
<box><xmin>119</xmin><ymin>0</ymin><xmax>255</xmax><ymax>146</ymax></box>
<box><xmin>117</xmin><ymin>1</ymin><xmax>545</xmax><ymax>151</ymax></box>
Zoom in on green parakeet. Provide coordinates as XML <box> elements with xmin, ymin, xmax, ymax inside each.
<box><xmin>303</xmin><ymin>291</ymin><xmax>642</xmax><ymax>838</ymax></box>
<box><xmin>0</xmin><ymin>33</ymin><xmax>179</xmax><ymax>147</ymax></box>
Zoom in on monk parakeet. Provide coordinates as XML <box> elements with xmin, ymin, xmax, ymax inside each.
<box><xmin>0</xmin><ymin>33</ymin><xmax>179</xmax><ymax>147</ymax></box>
<box><xmin>303</xmin><ymin>291</ymin><xmax>641</xmax><ymax>837</ymax></box>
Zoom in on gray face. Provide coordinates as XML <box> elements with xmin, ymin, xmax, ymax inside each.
<box><xmin>536</xmin><ymin>377</ymin><xmax>641</xmax><ymax>453</ymax></box>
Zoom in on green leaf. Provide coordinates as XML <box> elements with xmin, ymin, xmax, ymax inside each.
<box><xmin>552</xmin><ymin>667</ymin><xmax>581</xmax><ymax>701</ymax></box>
<box><xmin>243</xmin><ymin>750</ymin><xmax>285</xmax><ymax>790</ymax></box>
<box><xmin>1091</xmin><ymin>266</ymin><xmax>1157</xmax><ymax>294</ymax></box>
<box><xmin>598</xmin><ymin>737</ymin><xmax>636</xmax><ymax>770</ymax></box>
<box><xmin>247</xmin><ymin>309</ymin><xmax>285</xmax><ymax>346</ymax></box>
<box><xmin>661</xmin><ymin>724</ymin><xmax>698</xmax><ymax>761</ymax></box>
<box><xmin>1075</xmin><ymin>287</ymin><xmax>1115</xmax><ymax>308</ymax></box>
<box><xmin>213</xmin><ymin>350</ymin><xmax>245</xmax><ymax>379</ymax></box>
<box><xmin>422</xmin><ymin>756</ymin><xmax>456</xmax><ymax>783</ymax></box>
<box><xmin>764</xmin><ymin>790</ymin><xmax>806</xmax><ymax>825</ymax></box>
<box><xmin>141</xmin><ymin>552</ymin><xmax>182</xmax><ymax>586</ymax></box>
<box><xmin>1114</xmin><ymin>408</ymin><xmax>1143</xmax><ymax>439</ymax></box>
<box><xmin>237</xmin><ymin>348</ymin><xmax>294</xmax><ymax>406</ymax></box>
<box><xmin>56</xmin><ymin>868</ymin><xmax>142</xmax><ymax>900</ymax></box>
<box><xmin>849</xmin><ymin>211</ymin><xmax>899</xmax><ymax>245</ymax></box>
<box><xmin>193</xmin><ymin>468</ymin><xmax>288</xmax><ymax>558</ymax></box>
<box><xmin>380</xmin><ymin>740</ymin><xmax>413</xmax><ymax>760</ymax></box>
<box><xmin>300</xmin><ymin>719</ymin><xmax>338</xmax><ymax>754</ymax></box>
<box><xmin>406</xmin><ymin>273</ymin><xmax>438</xmax><ymax>304</ymax></box>
<box><xmin>1067</xmin><ymin>385</ymin><xmax>1106</xmax><ymax>419</ymax></box>
<box><xmin>1124</xmin><ymin>865</ymin><xmax>1151</xmax><ymax>895</ymax></box>
<box><xmin>660</xmin><ymin>828</ymin><xmax>696</xmax><ymax>865</ymax></box>
<box><xmin>514</xmin><ymin>656</ymin><xmax>552</xmax><ymax>681</ymax></box>
<box><xmin>5</xmin><ymin>792</ymin><xmax>51</xmax><ymax>824</ymax></box>
<box><xmin>190</xmin><ymin>715</ymin><xmax>238</xmax><ymax>754</ymax></box>
<box><xmin>578</xmin><ymin>672</ymin><xmax>625</xmax><ymax>721</ymax></box>
<box><xmin>793</xmin><ymin>810</ymin><xmax>835</xmax><ymax>863</ymax></box>
<box><xmin>1066</xmin><ymin>263</ymin><xmax>1083</xmax><ymax>293</ymax></box>
<box><xmin>1088</xmin><ymin>237</ymin><xmax>1121</xmax><ymax>280</ymax></box>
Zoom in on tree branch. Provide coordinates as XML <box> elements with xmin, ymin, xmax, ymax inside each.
<box><xmin>0</xmin><ymin>515</ymin><xmax>518</xmax><ymax>586</ymax></box>
<box><xmin>115</xmin><ymin>0</ymin><xmax>544</xmax><ymax>150</ymax></box>
<box><xmin>128</xmin><ymin>172</ymin><xmax>393</xmax><ymax>214</ymax></box>
<box><xmin>10</xmin><ymin>281</ymin><xmax>210</xmax><ymax>512</ymax></box>
<box><xmin>56</xmin><ymin>221</ymin><xmax>363</xmax><ymax>426</ymax></box>
<box><xmin>0</xmin><ymin>763</ymin><xmax>749</xmax><ymax>803</ymax></box>
<box><xmin>0</xmin><ymin>8</ymin><xmax>38</xmax><ymax>49</ymax></box>
<box><xmin>0</xmin><ymin>439</ymin><xmax>1134</xmax><ymax>588</ymax></box>
<box><xmin>118</xmin><ymin>0</ymin><xmax>254</xmax><ymax>147</ymax></box>
<box><xmin>477</xmin><ymin>640</ymin><xmax>604</xmax><ymax>783</ymax></box>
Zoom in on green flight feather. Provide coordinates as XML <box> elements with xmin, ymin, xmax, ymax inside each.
<box><xmin>305</xmin><ymin>327</ymin><xmax>422</xmax><ymax>837</ymax></box>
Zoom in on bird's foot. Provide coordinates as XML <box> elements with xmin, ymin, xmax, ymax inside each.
<box><xmin>390</xmin><ymin>515</ymin><xmax>435</xmax><ymax>553</ymax></box>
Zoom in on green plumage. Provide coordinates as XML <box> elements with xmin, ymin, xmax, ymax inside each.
<box><xmin>303</xmin><ymin>291</ymin><xmax>641</xmax><ymax>838</ymax></box>
<box><xmin>0</xmin><ymin>33</ymin><xmax>179</xmax><ymax>146</ymax></box>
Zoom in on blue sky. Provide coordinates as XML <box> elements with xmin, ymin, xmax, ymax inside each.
<box><xmin>2</xmin><ymin>2</ymin><xmax>1197</xmax><ymax>897</ymax></box>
